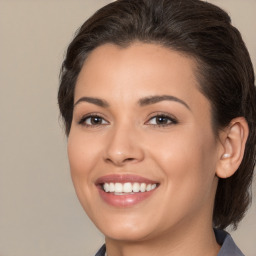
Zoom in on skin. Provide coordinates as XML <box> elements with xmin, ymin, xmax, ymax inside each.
<box><xmin>68</xmin><ymin>42</ymin><xmax>225</xmax><ymax>256</ymax></box>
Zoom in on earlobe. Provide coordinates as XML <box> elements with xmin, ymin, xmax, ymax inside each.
<box><xmin>221</xmin><ymin>153</ymin><xmax>231</xmax><ymax>159</ymax></box>
<box><xmin>216</xmin><ymin>117</ymin><xmax>249</xmax><ymax>179</ymax></box>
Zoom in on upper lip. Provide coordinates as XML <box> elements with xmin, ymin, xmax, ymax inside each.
<box><xmin>95</xmin><ymin>174</ymin><xmax>159</xmax><ymax>185</ymax></box>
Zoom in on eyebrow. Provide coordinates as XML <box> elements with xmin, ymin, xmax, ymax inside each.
<box><xmin>74</xmin><ymin>95</ymin><xmax>190</xmax><ymax>110</ymax></box>
<box><xmin>74</xmin><ymin>97</ymin><xmax>109</xmax><ymax>108</ymax></box>
<box><xmin>138</xmin><ymin>95</ymin><xmax>190</xmax><ymax>110</ymax></box>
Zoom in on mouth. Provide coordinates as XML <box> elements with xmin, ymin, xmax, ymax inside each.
<box><xmin>95</xmin><ymin>174</ymin><xmax>160</xmax><ymax>207</ymax></box>
<box><xmin>101</xmin><ymin>182</ymin><xmax>158</xmax><ymax>195</ymax></box>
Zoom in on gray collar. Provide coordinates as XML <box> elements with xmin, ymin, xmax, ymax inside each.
<box><xmin>214</xmin><ymin>229</ymin><xmax>244</xmax><ymax>256</ymax></box>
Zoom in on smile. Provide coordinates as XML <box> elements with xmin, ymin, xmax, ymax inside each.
<box><xmin>96</xmin><ymin>174</ymin><xmax>160</xmax><ymax>207</ymax></box>
<box><xmin>102</xmin><ymin>182</ymin><xmax>157</xmax><ymax>194</ymax></box>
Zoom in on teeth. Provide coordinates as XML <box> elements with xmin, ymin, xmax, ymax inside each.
<box><xmin>146</xmin><ymin>184</ymin><xmax>152</xmax><ymax>191</ymax></box>
<box><xmin>133</xmin><ymin>182</ymin><xmax>140</xmax><ymax>192</ymax></box>
<box><xmin>123</xmin><ymin>182</ymin><xmax>132</xmax><ymax>193</ymax></box>
<box><xmin>115</xmin><ymin>183</ymin><xmax>123</xmax><ymax>193</ymax></box>
<box><xmin>102</xmin><ymin>182</ymin><xmax>157</xmax><ymax>193</ymax></box>
<box><xmin>151</xmin><ymin>184</ymin><xmax>157</xmax><ymax>190</ymax></box>
<box><xmin>109</xmin><ymin>183</ymin><xmax>115</xmax><ymax>192</ymax></box>
<box><xmin>103</xmin><ymin>183</ymin><xmax>109</xmax><ymax>192</ymax></box>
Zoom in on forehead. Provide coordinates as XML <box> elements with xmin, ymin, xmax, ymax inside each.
<box><xmin>75</xmin><ymin>43</ymin><xmax>208</xmax><ymax>111</ymax></box>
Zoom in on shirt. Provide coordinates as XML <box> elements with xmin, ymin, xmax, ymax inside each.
<box><xmin>94</xmin><ymin>229</ymin><xmax>244</xmax><ymax>256</ymax></box>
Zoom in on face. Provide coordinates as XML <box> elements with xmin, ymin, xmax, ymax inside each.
<box><xmin>68</xmin><ymin>43</ymin><xmax>220</xmax><ymax>242</ymax></box>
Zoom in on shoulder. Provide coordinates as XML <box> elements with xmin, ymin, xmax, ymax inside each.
<box><xmin>214</xmin><ymin>229</ymin><xmax>245</xmax><ymax>256</ymax></box>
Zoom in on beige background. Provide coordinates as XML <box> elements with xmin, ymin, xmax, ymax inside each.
<box><xmin>0</xmin><ymin>0</ymin><xmax>255</xmax><ymax>255</ymax></box>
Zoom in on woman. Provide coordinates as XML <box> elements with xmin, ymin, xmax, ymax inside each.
<box><xmin>58</xmin><ymin>0</ymin><xmax>256</xmax><ymax>255</ymax></box>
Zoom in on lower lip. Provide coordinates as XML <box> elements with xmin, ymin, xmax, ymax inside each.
<box><xmin>97</xmin><ymin>187</ymin><xmax>157</xmax><ymax>207</ymax></box>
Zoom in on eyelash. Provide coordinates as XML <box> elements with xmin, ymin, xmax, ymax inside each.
<box><xmin>78</xmin><ymin>113</ymin><xmax>178</xmax><ymax>128</ymax></box>
<box><xmin>146</xmin><ymin>113</ymin><xmax>178</xmax><ymax>127</ymax></box>
<box><xmin>78</xmin><ymin>113</ymin><xmax>108</xmax><ymax>127</ymax></box>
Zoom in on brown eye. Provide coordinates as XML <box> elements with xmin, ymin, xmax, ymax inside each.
<box><xmin>90</xmin><ymin>116</ymin><xmax>103</xmax><ymax>125</ymax></box>
<box><xmin>147</xmin><ymin>114</ymin><xmax>177</xmax><ymax>126</ymax></box>
<box><xmin>155</xmin><ymin>116</ymin><xmax>169</xmax><ymax>125</ymax></box>
<box><xmin>79</xmin><ymin>115</ymin><xmax>108</xmax><ymax>126</ymax></box>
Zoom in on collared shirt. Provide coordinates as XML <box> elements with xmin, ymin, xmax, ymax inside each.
<box><xmin>214</xmin><ymin>229</ymin><xmax>244</xmax><ymax>256</ymax></box>
<box><xmin>94</xmin><ymin>229</ymin><xmax>244</xmax><ymax>256</ymax></box>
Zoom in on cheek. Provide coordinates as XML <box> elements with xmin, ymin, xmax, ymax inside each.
<box><xmin>67</xmin><ymin>130</ymin><xmax>100</xmax><ymax>177</ymax></box>
<box><xmin>67</xmin><ymin>131</ymin><xmax>102</xmax><ymax>215</ymax></box>
<box><xmin>148</xmin><ymin>126</ymin><xmax>218</xmax><ymax>196</ymax></box>
<box><xmin>67</xmin><ymin>131</ymin><xmax>99</xmax><ymax>200</ymax></box>
<box><xmin>150</xmin><ymin>130</ymin><xmax>218</xmax><ymax>223</ymax></box>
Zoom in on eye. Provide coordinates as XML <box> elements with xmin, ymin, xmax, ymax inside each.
<box><xmin>79</xmin><ymin>115</ymin><xmax>109</xmax><ymax>127</ymax></box>
<box><xmin>146</xmin><ymin>114</ymin><xmax>177</xmax><ymax>126</ymax></box>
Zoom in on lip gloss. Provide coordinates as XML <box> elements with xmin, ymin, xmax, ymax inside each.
<box><xmin>96</xmin><ymin>174</ymin><xmax>159</xmax><ymax>207</ymax></box>
<box><xmin>98</xmin><ymin>187</ymin><xmax>157</xmax><ymax>207</ymax></box>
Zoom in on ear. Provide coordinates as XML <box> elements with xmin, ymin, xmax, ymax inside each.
<box><xmin>216</xmin><ymin>117</ymin><xmax>249</xmax><ymax>179</ymax></box>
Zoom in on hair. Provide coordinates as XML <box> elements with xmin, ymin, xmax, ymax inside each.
<box><xmin>58</xmin><ymin>0</ymin><xmax>256</xmax><ymax>230</ymax></box>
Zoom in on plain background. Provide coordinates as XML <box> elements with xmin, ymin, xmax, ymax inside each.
<box><xmin>0</xmin><ymin>0</ymin><xmax>255</xmax><ymax>255</ymax></box>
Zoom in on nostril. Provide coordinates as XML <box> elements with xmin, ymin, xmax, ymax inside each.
<box><xmin>125</xmin><ymin>157</ymin><xmax>136</xmax><ymax>162</ymax></box>
<box><xmin>104</xmin><ymin>146</ymin><xmax>144</xmax><ymax>166</ymax></box>
<box><xmin>105</xmin><ymin>157</ymin><xmax>136</xmax><ymax>165</ymax></box>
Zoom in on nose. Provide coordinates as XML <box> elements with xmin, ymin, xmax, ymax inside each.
<box><xmin>103</xmin><ymin>124</ymin><xmax>144</xmax><ymax>166</ymax></box>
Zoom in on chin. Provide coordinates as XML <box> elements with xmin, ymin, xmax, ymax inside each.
<box><xmin>90</xmin><ymin>211</ymin><xmax>157</xmax><ymax>242</ymax></box>
<box><xmin>102</xmin><ymin>224</ymin><xmax>154</xmax><ymax>242</ymax></box>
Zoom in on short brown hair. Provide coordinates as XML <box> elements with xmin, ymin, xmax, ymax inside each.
<box><xmin>58</xmin><ymin>0</ymin><xmax>256</xmax><ymax>229</ymax></box>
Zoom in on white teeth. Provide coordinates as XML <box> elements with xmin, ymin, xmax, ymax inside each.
<box><xmin>109</xmin><ymin>183</ymin><xmax>115</xmax><ymax>192</ymax></box>
<box><xmin>115</xmin><ymin>183</ymin><xmax>123</xmax><ymax>193</ymax></box>
<box><xmin>140</xmin><ymin>183</ymin><xmax>146</xmax><ymax>192</ymax></box>
<box><xmin>151</xmin><ymin>184</ymin><xmax>157</xmax><ymax>190</ymax></box>
<box><xmin>123</xmin><ymin>182</ymin><xmax>132</xmax><ymax>193</ymax></box>
<box><xmin>103</xmin><ymin>183</ymin><xmax>109</xmax><ymax>192</ymax></box>
<box><xmin>132</xmin><ymin>182</ymin><xmax>140</xmax><ymax>192</ymax></box>
<box><xmin>146</xmin><ymin>184</ymin><xmax>151</xmax><ymax>191</ymax></box>
<box><xmin>102</xmin><ymin>182</ymin><xmax>157</xmax><ymax>193</ymax></box>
